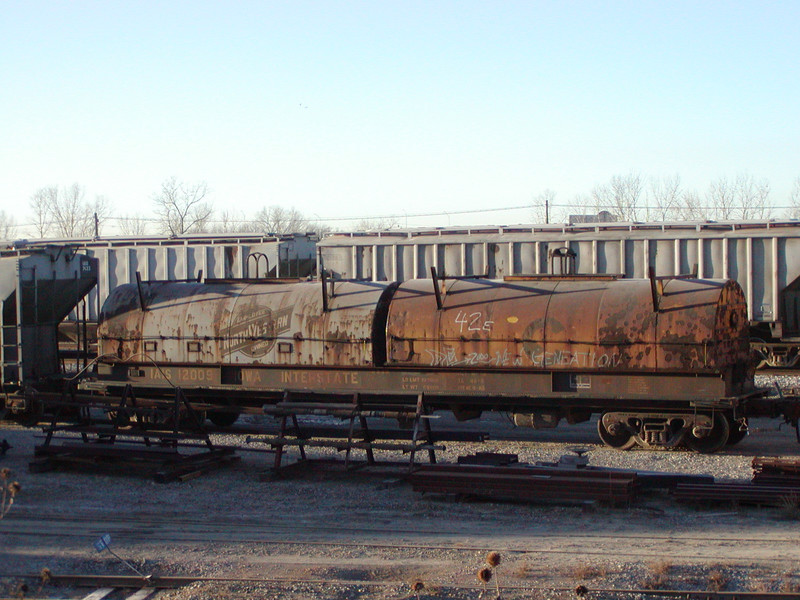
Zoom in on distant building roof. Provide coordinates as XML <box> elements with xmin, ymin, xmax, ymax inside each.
<box><xmin>568</xmin><ymin>211</ymin><xmax>617</xmax><ymax>225</ymax></box>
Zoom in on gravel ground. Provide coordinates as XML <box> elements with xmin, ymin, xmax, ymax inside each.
<box><xmin>2</xmin><ymin>375</ymin><xmax>800</xmax><ymax>599</ymax></box>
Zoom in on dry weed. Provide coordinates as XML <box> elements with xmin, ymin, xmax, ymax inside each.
<box><xmin>707</xmin><ymin>569</ymin><xmax>729</xmax><ymax>591</ymax></box>
<box><xmin>513</xmin><ymin>564</ymin><xmax>534</xmax><ymax>579</ymax></box>
<box><xmin>780</xmin><ymin>579</ymin><xmax>800</xmax><ymax>593</ymax></box>
<box><xmin>641</xmin><ymin>572</ymin><xmax>670</xmax><ymax>590</ymax></box>
<box><xmin>647</xmin><ymin>560</ymin><xmax>672</xmax><ymax>576</ymax></box>
<box><xmin>483</xmin><ymin>551</ymin><xmax>502</xmax><ymax>597</ymax></box>
<box><xmin>640</xmin><ymin>560</ymin><xmax>673</xmax><ymax>590</ymax></box>
<box><xmin>746</xmin><ymin>579</ymin><xmax>770</xmax><ymax>593</ymax></box>
<box><xmin>477</xmin><ymin>567</ymin><xmax>492</xmax><ymax>598</ymax></box>
<box><xmin>0</xmin><ymin>468</ymin><xmax>21</xmax><ymax>519</ymax></box>
<box><xmin>571</xmin><ymin>563</ymin><xmax>607</xmax><ymax>580</ymax></box>
<box><xmin>778</xmin><ymin>492</ymin><xmax>800</xmax><ymax>520</ymax></box>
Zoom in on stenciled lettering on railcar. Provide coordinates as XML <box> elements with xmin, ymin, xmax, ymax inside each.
<box><xmin>280</xmin><ymin>370</ymin><xmax>361</xmax><ymax>386</ymax></box>
<box><xmin>148</xmin><ymin>367</ymin><xmax>172</xmax><ymax>381</ymax></box>
<box><xmin>528</xmin><ymin>349</ymin><xmax>624</xmax><ymax>368</ymax></box>
<box><xmin>400</xmin><ymin>373</ymin><xmax>487</xmax><ymax>393</ymax></box>
<box><xmin>222</xmin><ymin>304</ymin><xmax>293</xmax><ymax>358</ymax></box>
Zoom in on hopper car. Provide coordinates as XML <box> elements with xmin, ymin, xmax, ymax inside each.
<box><xmin>0</xmin><ymin>245</ymin><xmax>97</xmax><ymax>397</ymax></box>
<box><xmin>83</xmin><ymin>271</ymin><xmax>780</xmax><ymax>453</ymax></box>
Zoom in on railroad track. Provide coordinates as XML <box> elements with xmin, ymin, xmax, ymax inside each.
<box><xmin>3</xmin><ymin>582</ymin><xmax>158</xmax><ymax>600</ymax></box>
<box><xmin>7</xmin><ymin>573</ymin><xmax>800</xmax><ymax>600</ymax></box>
<box><xmin>3</xmin><ymin>510</ymin><xmax>800</xmax><ymax>565</ymax></box>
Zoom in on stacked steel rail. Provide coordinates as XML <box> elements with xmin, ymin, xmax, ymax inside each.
<box><xmin>751</xmin><ymin>456</ymin><xmax>800</xmax><ymax>486</ymax></box>
<box><xmin>409</xmin><ymin>463</ymin><xmax>640</xmax><ymax>506</ymax></box>
<box><xmin>674</xmin><ymin>456</ymin><xmax>800</xmax><ymax>507</ymax></box>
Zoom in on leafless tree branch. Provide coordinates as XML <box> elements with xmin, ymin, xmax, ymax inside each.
<box><xmin>650</xmin><ymin>175</ymin><xmax>683</xmax><ymax>221</ymax></box>
<box><xmin>532</xmin><ymin>189</ymin><xmax>556</xmax><ymax>224</ymax></box>
<box><xmin>254</xmin><ymin>205</ymin><xmax>307</xmax><ymax>235</ymax></box>
<box><xmin>591</xmin><ymin>172</ymin><xmax>644</xmax><ymax>221</ymax></box>
<box><xmin>153</xmin><ymin>177</ymin><xmax>213</xmax><ymax>235</ymax></box>
<box><xmin>29</xmin><ymin>186</ymin><xmax>57</xmax><ymax>237</ymax></box>
<box><xmin>0</xmin><ymin>211</ymin><xmax>18</xmax><ymax>240</ymax></box>
<box><xmin>28</xmin><ymin>184</ymin><xmax>107</xmax><ymax>238</ymax></box>
<box><xmin>788</xmin><ymin>176</ymin><xmax>800</xmax><ymax>219</ymax></box>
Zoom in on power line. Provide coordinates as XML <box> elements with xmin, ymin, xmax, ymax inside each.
<box><xmin>4</xmin><ymin>201</ymin><xmax>798</xmax><ymax>233</ymax></box>
<box><xmin>1</xmin><ymin>204</ymin><xmax>538</xmax><ymax>229</ymax></box>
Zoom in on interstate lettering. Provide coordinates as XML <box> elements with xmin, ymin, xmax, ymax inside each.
<box><xmin>280</xmin><ymin>371</ymin><xmax>361</xmax><ymax>386</ymax></box>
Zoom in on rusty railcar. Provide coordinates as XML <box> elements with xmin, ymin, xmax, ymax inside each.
<box><xmin>88</xmin><ymin>273</ymin><xmax>760</xmax><ymax>452</ymax></box>
<box><xmin>319</xmin><ymin>219</ymin><xmax>800</xmax><ymax>369</ymax></box>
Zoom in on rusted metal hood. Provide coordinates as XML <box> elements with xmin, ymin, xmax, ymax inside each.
<box><xmin>385</xmin><ymin>277</ymin><xmax>749</xmax><ymax>373</ymax></box>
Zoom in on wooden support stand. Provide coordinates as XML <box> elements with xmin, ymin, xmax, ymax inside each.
<box><xmin>32</xmin><ymin>385</ymin><xmax>239</xmax><ymax>482</ymax></box>
<box><xmin>249</xmin><ymin>392</ymin><xmax>443</xmax><ymax>478</ymax></box>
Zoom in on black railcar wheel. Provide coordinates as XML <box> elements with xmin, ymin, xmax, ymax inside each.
<box><xmin>684</xmin><ymin>412</ymin><xmax>729</xmax><ymax>453</ymax></box>
<box><xmin>597</xmin><ymin>415</ymin><xmax>637</xmax><ymax>450</ymax></box>
<box><xmin>208</xmin><ymin>410</ymin><xmax>239</xmax><ymax>427</ymax></box>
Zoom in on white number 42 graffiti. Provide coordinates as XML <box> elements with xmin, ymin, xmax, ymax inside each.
<box><xmin>454</xmin><ymin>310</ymin><xmax>494</xmax><ymax>333</ymax></box>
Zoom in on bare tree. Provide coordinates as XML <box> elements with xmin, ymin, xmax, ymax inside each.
<box><xmin>28</xmin><ymin>183</ymin><xmax>109</xmax><ymax>238</ymax></box>
<box><xmin>591</xmin><ymin>173</ymin><xmax>644</xmax><ymax>221</ymax></box>
<box><xmin>253</xmin><ymin>205</ymin><xmax>308</xmax><ymax>235</ymax></box>
<box><xmin>649</xmin><ymin>175</ymin><xmax>683</xmax><ymax>221</ymax></box>
<box><xmin>0</xmin><ymin>211</ymin><xmax>18</xmax><ymax>240</ymax></box>
<box><xmin>353</xmin><ymin>216</ymin><xmax>399</xmax><ymax>231</ymax></box>
<box><xmin>706</xmin><ymin>176</ymin><xmax>735</xmax><ymax>219</ymax></box>
<box><xmin>48</xmin><ymin>183</ymin><xmax>91</xmax><ymax>236</ymax></box>
<box><xmin>732</xmin><ymin>173</ymin><xmax>771</xmax><ymax>220</ymax></box>
<box><xmin>562</xmin><ymin>193</ymin><xmax>593</xmax><ymax>224</ymax></box>
<box><xmin>706</xmin><ymin>174</ymin><xmax>771</xmax><ymax>220</ymax></box>
<box><xmin>118</xmin><ymin>214</ymin><xmax>152</xmax><ymax>236</ymax></box>
<box><xmin>211</xmin><ymin>210</ymin><xmax>259</xmax><ymax>234</ymax></box>
<box><xmin>29</xmin><ymin>186</ymin><xmax>58</xmax><ymax>237</ymax></box>
<box><xmin>532</xmin><ymin>189</ymin><xmax>556</xmax><ymax>224</ymax></box>
<box><xmin>788</xmin><ymin>176</ymin><xmax>800</xmax><ymax>219</ymax></box>
<box><xmin>678</xmin><ymin>189</ymin><xmax>709</xmax><ymax>220</ymax></box>
<box><xmin>153</xmin><ymin>177</ymin><xmax>213</xmax><ymax>236</ymax></box>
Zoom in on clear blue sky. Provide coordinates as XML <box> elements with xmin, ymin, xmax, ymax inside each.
<box><xmin>1</xmin><ymin>1</ymin><xmax>799</xmax><ymax>231</ymax></box>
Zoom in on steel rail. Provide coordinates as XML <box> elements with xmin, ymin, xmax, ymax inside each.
<box><xmin>3</xmin><ymin>519</ymin><xmax>800</xmax><ymax>566</ymax></box>
<box><xmin>6</xmin><ymin>507</ymin><xmax>797</xmax><ymax>549</ymax></box>
<box><xmin>5</xmin><ymin>510</ymin><xmax>800</xmax><ymax>545</ymax></box>
<box><xmin>583</xmin><ymin>590</ymin><xmax>800</xmax><ymax>599</ymax></box>
<box><xmin>7</xmin><ymin>573</ymin><xmax>800</xmax><ymax>599</ymax></box>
